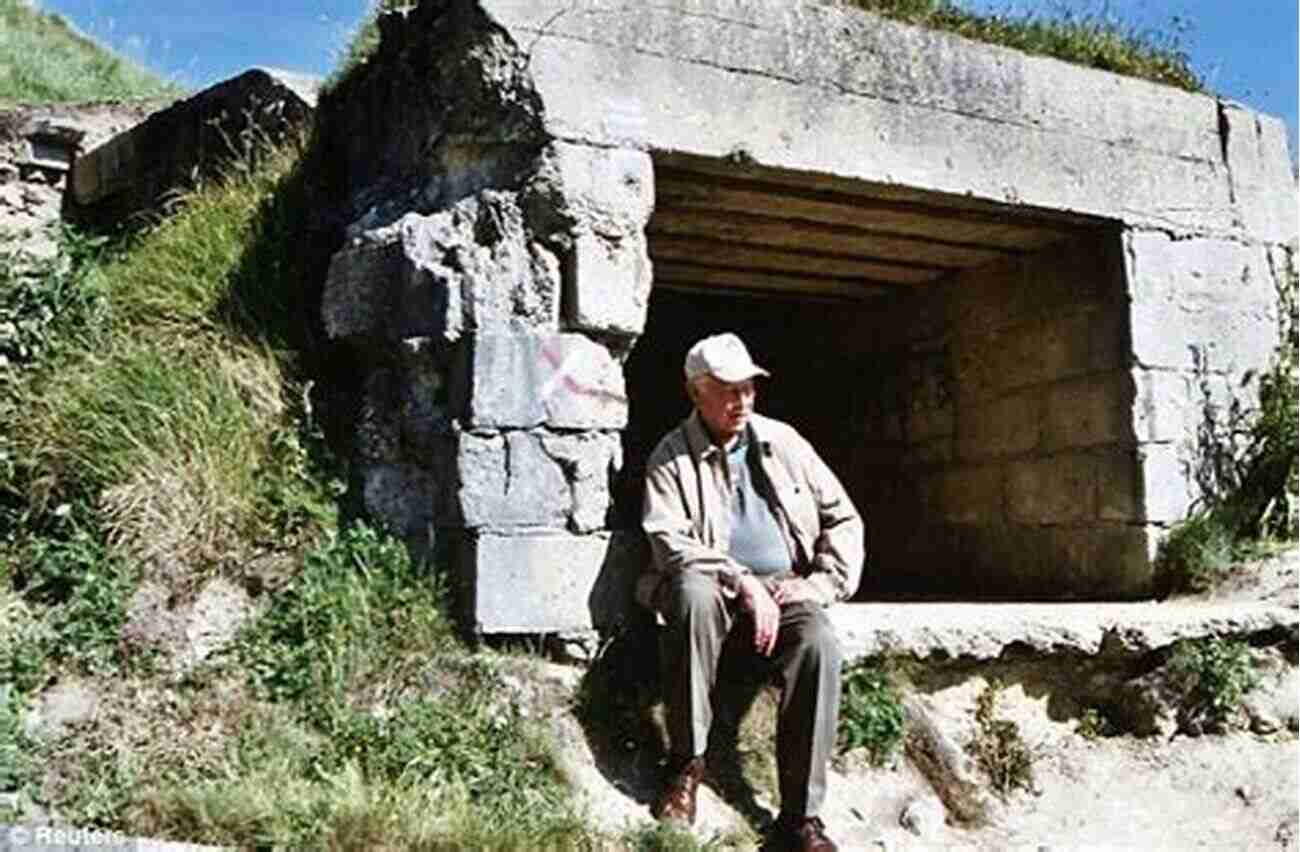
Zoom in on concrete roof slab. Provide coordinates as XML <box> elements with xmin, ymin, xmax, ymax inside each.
<box><xmin>479</xmin><ymin>0</ymin><xmax>1291</xmax><ymax>240</ymax></box>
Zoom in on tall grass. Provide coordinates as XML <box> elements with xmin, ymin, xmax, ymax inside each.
<box><xmin>322</xmin><ymin>0</ymin><xmax>416</xmax><ymax>94</ymax></box>
<box><xmin>0</xmin><ymin>0</ymin><xmax>184</xmax><ymax>103</ymax></box>
<box><xmin>842</xmin><ymin>0</ymin><xmax>1202</xmax><ymax>91</ymax></box>
<box><xmin>4</xmin><ymin>143</ymin><xmax>330</xmax><ymax>573</ymax></box>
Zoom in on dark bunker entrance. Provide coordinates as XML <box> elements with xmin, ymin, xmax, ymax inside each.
<box><xmin>619</xmin><ymin>155</ymin><xmax>1140</xmax><ymax>601</ymax></box>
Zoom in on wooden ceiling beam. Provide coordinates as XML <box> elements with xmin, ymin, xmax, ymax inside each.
<box><xmin>648</xmin><ymin>234</ymin><xmax>944</xmax><ymax>283</ymax></box>
<box><xmin>648</xmin><ymin>207</ymin><xmax>1011</xmax><ymax>268</ymax></box>
<box><xmin>656</xmin><ymin>166</ymin><xmax>1075</xmax><ymax>246</ymax></box>
<box><xmin>652</xmin><ymin>260</ymin><xmax>913</xmax><ymax>300</ymax></box>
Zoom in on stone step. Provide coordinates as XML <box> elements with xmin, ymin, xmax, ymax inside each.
<box><xmin>829</xmin><ymin>600</ymin><xmax>1297</xmax><ymax>664</ymax></box>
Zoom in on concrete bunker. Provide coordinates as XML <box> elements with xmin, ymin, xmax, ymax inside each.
<box><xmin>624</xmin><ymin>154</ymin><xmax>1137</xmax><ymax>599</ymax></box>
<box><xmin>302</xmin><ymin>0</ymin><xmax>1294</xmax><ymax>636</ymax></box>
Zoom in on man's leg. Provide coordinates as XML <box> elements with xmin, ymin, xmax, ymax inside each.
<box><xmin>656</xmin><ymin>571</ymin><xmax>732</xmax><ymax>823</ymax></box>
<box><xmin>771</xmin><ymin>601</ymin><xmax>843</xmax><ymax>820</ymax></box>
<box><xmin>659</xmin><ymin>571</ymin><xmax>732</xmax><ymax>759</ymax></box>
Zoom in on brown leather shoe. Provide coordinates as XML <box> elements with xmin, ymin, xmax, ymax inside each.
<box><xmin>653</xmin><ymin>755</ymin><xmax>705</xmax><ymax>825</ymax></box>
<box><xmin>774</xmin><ymin>814</ymin><xmax>838</xmax><ymax>852</ymax></box>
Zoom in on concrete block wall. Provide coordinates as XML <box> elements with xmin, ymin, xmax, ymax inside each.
<box><xmin>318</xmin><ymin>136</ymin><xmax>653</xmax><ymax>634</ymax></box>
<box><xmin>1125</xmin><ymin>232</ymin><xmax>1292</xmax><ymax>526</ymax></box>
<box><xmin>863</xmin><ymin>230</ymin><xmax>1154</xmax><ymax>597</ymax></box>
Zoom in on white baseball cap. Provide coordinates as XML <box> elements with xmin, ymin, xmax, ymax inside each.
<box><xmin>684</xmin><ymin>333</ymin><xmax>770</xmax><ymax>383</ymax></box>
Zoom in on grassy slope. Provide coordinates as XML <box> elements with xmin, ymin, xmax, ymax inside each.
<box><xmin>0</xmin><ymin>146</ymin><xmax>610</xmax><ymax>847</ymax></box>
<box><xmin>0</xmin><ymin>0</ymin><xmax>184</xmax><ymax>104</ymax></box>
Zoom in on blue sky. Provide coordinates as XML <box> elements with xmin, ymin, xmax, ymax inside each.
<box><xmin>35</xmin><ymin>0</ymin><xmax>1299</xmax><ymax>155</ymax></box>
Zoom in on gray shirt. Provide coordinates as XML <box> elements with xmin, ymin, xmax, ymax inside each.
<box><xmin>725</xmin><ymin>431</ymin><xmax>793</xmax><ymax>576</ymax></box>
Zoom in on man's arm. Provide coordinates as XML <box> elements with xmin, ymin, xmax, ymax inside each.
<box><xmin>789</xmin><ymin>437</ymin><xmax>865</xmax><ymax>605</ymax></box>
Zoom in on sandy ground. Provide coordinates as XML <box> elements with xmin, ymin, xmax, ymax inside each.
<box><xmin>549</xmin><ymin>547</ymin><xmax>1299</xmax><ymax>850</ymax></box>
<box><xmin>554</xmin><ymin>694</ymin><xmax>1297</xmax><ymax>850</ymax></box>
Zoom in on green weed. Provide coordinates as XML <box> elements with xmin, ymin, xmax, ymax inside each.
<box><xmin>0</xmin><ymin>683</ymin><xmax>39</xmax><ymax>801</ymax></box>
<box><xmin>236</xmin><ymin>523</ymin><xmax>453</xmax><ymax>709</ymax></box>
<box><xmin>1163</xmin><ymin>249</ymin><xmax>1298</xmax><ymax>593</ymax></box>
<box><xmin>2</xmin><ymin>507</ymin><xmax>137</xmax><ymax>691</ymax></box>
<box><xmin>838</xmin><ymin>664</ymin><xmax>906</xmax><ymax>766</ymax></box>
<box><xmin>55</xmin><ymin>737</ymin><xmax>139</xmax><ymax>828</ymax></box>
<box><xmin>3</xmin><ymin>145</ymin><xmax>334</xmax><ymax>574</ymax></box>
<box><xmin>1155</xmin><ymin>512</ymin><xmax>1237</xmax><ymax>594</ymax></box>
<box><xmin>623</xmin><ymin>820</ymin><xmax>753</xmax><ymax>851</ymax></box>
<box><xmin>0</xmin><ymin>588</ymin><xmax>52</xmax><ymax>696</ymax></box>
<box><xmin>133</xmin><ymin>707</ymin><xmax>587</xmax><ymax>849</ymax></box>
<box><xmin>0</xmin><ymin>0</ymin><xmax>184</xmax><ymax>103</ymax></box>
<box><xmin>0</xmin><ymin>226</ymin><xmax>111</xmax><ymax>372</ymax></box>
<box><xmin>1074</xmin><ymin>706</ymin><xmax>1114</xmax><ymax>740</ymax></box>
<box><xmin>124</xmin><ymin>524</ymin><xmax>586</xmax><ymax>847</ymax></box>
<box><xmin>1166</xmin><ymin>637</ymin><xmax>1258</xmax><ymax>733</ymax></box>
<box><xmin>1224</xmin><ymin>250</ymin><xmax>1299</xmax><ymax>540</ymax></box>
<box><xmin>966</xmin><ymin>679</ymin><xmax>1035</xmax><ymax>797</ymax></box>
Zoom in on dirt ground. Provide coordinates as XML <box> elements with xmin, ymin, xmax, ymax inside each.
<box><xmin>549</xmin><ymin>547</ymin><xmax>1299</xmax><ymax>850</ymax></box>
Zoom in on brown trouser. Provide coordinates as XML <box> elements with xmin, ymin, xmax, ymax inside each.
<box><xmin>657</xmin><ymin>571</ymin><xmax>843</xmax><ymax>818</ymax></box>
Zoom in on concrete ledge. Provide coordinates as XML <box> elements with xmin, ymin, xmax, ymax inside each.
<box><xmin>831</xmin><ymin>601</ymin><xmax>1298</xmax><ymax>664</ymax></box>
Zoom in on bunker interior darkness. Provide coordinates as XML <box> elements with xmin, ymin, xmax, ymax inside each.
<box><xmin>623</xmin><ymin>154</ymin><xmax>1139</xmax><ymax>600</ymax></box>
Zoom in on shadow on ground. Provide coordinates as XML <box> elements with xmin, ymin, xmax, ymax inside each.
<box><xmin>575</xmin><ymin>613</ymin><xmax>790</xmax><ymax>841</ymax></box>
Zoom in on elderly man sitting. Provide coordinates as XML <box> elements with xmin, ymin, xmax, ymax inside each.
<box><xmin>638</xmin><ymin>333</ymin><xmax>865</xmax><ymax>852</ymax></box>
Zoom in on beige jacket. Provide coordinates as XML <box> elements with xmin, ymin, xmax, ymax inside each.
<box><xmin>638</xmin><ymin>410</ymin><xmax>865</xmax><ymax>612</ymax></box>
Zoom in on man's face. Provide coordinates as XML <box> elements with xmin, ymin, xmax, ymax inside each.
<box><xmin>689</xmin><ymin>375</ymin><xmax>756</xmax><ymax>443</ymax></box>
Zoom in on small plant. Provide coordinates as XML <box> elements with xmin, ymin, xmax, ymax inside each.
<box><xmin>1166</xmin><ymin>637</ymin><xmax>1257</xmax><ymax>733</ymax></box>
<box><xmin>966</xmin><ymin>679</ymin><xmax>1035</xmax><ymax>797</ymax></box>
<box><xmin>1168</xmin><ymin>249</ymin><xmax>1299</xmax><ymax>593</ymax></box>
<box><xmin>235</xmin><ymin>522</ymin><xmax>452</xmax><ymax>709</ymax></box>
<box><xmin>0</xmin><ymin>684</ymin><xmax>39</xmax><ymax>800</ymax></box>
<box><xmin>1075</xmin><ymin>706</ymin><xmax>1114</xmax><ymax>740</ymax></box>
<box><xmin>838</xmin><ymin>663</ymin><xmax>906</xmax><ymax>766</ymax></box>
<box><xmin>623</xmin><ymin>820</ymin><xmax>752</xmax><ymax>851</ymax></box>
<box><xmin>0</xmin><ymin>226</ymin><xmax>110</xmax><ymax>373</ymax></box>
<box><xmin>1155</xmin><ymin>511</ymin><xmax>1236</xmax><ymax>594</ymax></box>
<box><xmin>4</xmin><ymin>507</ymin><xmax>137</xmax><ymax>685</ymax></box>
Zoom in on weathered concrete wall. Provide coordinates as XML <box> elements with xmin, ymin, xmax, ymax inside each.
<box><xmin>0</xmin><ymin>101</ymin><xmax>160</xmax><ymax>256</ymax></box>
<box><xmin>301</xmin><ymin>0</ymin><xmax>1295</xmax><ymax>631</ymax></box>
<box><xmin>309</xmin><ymin>2</ymin><xmax>654</xmax><ymax>634</ymax></box>
<box><xmin>862</xmin><ymin>230</ymin><xmax>1149</xmax><ymax>597</ymax></box>
<box><xmin>66</xmin><ymin>68</ymin><xmax>317</xmax><ymax>227</ymax></box>
<box><xmin>477</xmin><ymin>0</ymin><xmax>1293</xmax><ymax>243</ymax></box>
<box><xmin>1125</xmin><ymin>233</ymin><xmax>1292</xmax><ymax>529</ymax></box>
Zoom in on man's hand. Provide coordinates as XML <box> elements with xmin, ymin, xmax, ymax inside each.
<box><xmin>771</xmin><ymin>577</ymin><xmax>822</xmax><ymax>607</ymax></box>
<box><xmin>735</xmin><ymin>574</ymin><xmax>780</xmax><ymax>656</ymax></box>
